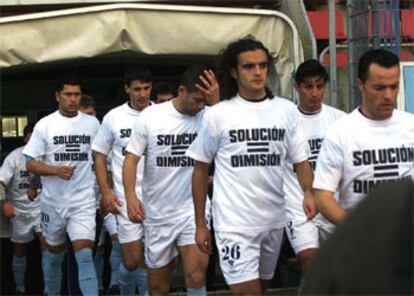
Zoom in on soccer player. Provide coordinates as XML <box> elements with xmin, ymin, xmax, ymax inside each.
<box><xmin>187</xmin><ymin>37</ymin><xmax>314</xmax><ymax>295</ymax></box>
<box><xmin>313</xmin><ymin>49</ymin><xmax>414</xmax><ymax>225</ymax></box>
<box><xmin>0</xmin><ymin>123</ymin><xmax>45</xmax><ymax>294</ymax></box>
<box><xmin>123</xmin><ymin>64</ymin><xmax>218</xmax><ymax>296</ymax></box>
<box><xmin>152</xmin><ymin>82</ymin><xmax>176</xmax><ymax>104</ymax></box>
<box><xmin>284</xmin><ymin>59</ymin><xmax>346</xmax><ymax>272</ymax></box>
<box><xmin>92</xmin><ymin>66</ymin><xmax>152</xmax><ymax>296</ymax></box>
<box><xmin>23</xmin><ymin>73</ymin><xmax>100</xmax><ymax>296</ymax></box>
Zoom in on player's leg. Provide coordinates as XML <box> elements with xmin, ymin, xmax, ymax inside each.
<box><xmin>12</xmin><ymin>242</ymin><xmax>28</xmax><ymax>294</ymax></box>
<box><xmin>68</xmin><ymin>204</ymin><xmax>98</xmax><ymax>296</ymax></box>
<box><xmin>285</xmin><ymin>220</ymin><xmax>319</xmax><ymax>272</ymax></box>
<box><xmin>117</xmin><ymin>206</ymin><xmax>146</xmax><ymax>296</ymax></box>
<box><xmin>145</xmin><ymin>221</ymin><xmax>184</xmax><ymax>295</ymax></box>
<box><xmin>102</xmin><ymin>212</ymin><xmax>121</xmax><ymax>293</ymax></box>
<box><xmin>177</xmin><ymin>214</ymin><xmax>209</xmax><ymax>295</ymax></box>
<box><xmin>94</xmin><ymin>228</ymin><xmax>105</xmax><ymax>294</ymax></box>
<box><xmin>40</xmin><ymin>203</ymin><xmax>66</xmax><ymax>296</ymax></box>
<box><xmin>179</xmin><ymin>245</ymin><xmax>208</xmax><ymax>295</ymax></box>
<box><xmin>215</xmin><ymin>231</ymin><xmax>262</xmax><ymax>296</ymax></box>
<box><xmin>258</xmin><ymin>228</ymin><xmax>284</xmax><ymax>293</ymax></box>
<box><xmin>10</xmin><ymin>213</ymin><xmax>35</xmax><ymax>294</ymax></box>
<box><xmin>148</xmin><ymin>261</ymin><xmax>175</xmax><ymax>296</ymax></box>
<box><xmin>119</xmin><ymin>240</ymin><xmax>146</xmax><ymax>295</ymax></box>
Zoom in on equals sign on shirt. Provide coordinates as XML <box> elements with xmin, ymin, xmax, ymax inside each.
<box><xmin>308</xmin><ymin>149</ymin><xmax>319</xmax><ymax>162</ymax></box>
<box><xmin>65</xmin><ymin>144</ymin><xmax>81</xmax><ymax>152</ymax></box>
<box><xmin>247</xmin><ymin>142</ymin><xmax>269</xmax><ymax>153</ymax></box>
<box><xmin>373</xmin><ymin>164</ymin><xmax>399</xmax><ymax>178</ymax></box>
<box><xmin>171</xmin><ymin>145</ymin><xmax>189</xmax><ymax>155</ymax></box>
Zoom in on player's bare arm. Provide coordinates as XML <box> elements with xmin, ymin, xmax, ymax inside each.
<box><xmin>192</xmin><ymin>160</ymin><xmax>212</xmax><ymax>255</ymax></box>
<box><xmin>26</xmin><ymin>158</ymin><xmax>74</xmax><ymax>180</ymax></box>
<box><xmin>94</xmin><ymin>151</ymin><xmax>121</xmax><ymax>214</ymax></box>
<box><xmin>314</xmin><ymin>189</ymin><xmax>346</xmax><ymax>224</ymax></box>
<box><xmin>294</xmin><ymin>160</ymin><xmax>316</xmax><ymax>220</ymax></box>
<box><xmin>122</xmin><ymin>152</ymin><xmax>145</xmax><ymax>223</ymax></box>
<box><xmin>195</xmin><ymin>69</ymin><xmax>220</xmax><ymax>106</ymax></box>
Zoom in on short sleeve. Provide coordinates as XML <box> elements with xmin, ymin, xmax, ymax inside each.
<box><xmin>287</xmin><ymin>115</ymin><xmax>310</xmax><ymax>164</ymax></box>
<box><xmin>22</xmin><ymin>122</ymin><xmax>46</xmax><ymax>159</ymax></box>
<box><xmin>313</xmin><ymin>134</ymin><xmax>344</xmax><ymax>192</ymax></box>
<box><xmin>186</xmin><ymin>108</ymin><xmax>220</xmax><ymax>163</ymax></box>
<box><xmin>92</xmin><ymin>115</ymin><xmax>113</xmax><ymax>155</ymax></box>
<box><xmin>0</xmin><ymin>152</ymin><xmax>15</xmax><ymax>185</ymax></box>
<box><xmin>126</xmin><ymin>116</ymin><xmax>148</xmax><ymax>157</ymax></box>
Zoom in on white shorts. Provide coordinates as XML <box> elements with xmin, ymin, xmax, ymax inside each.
<box><xmin>104</xmin><ymin>213</ymin><xmax>118</xmax><ymax>237</ymax></box>
<box><xmin>97</xmin><ymin>213</ymin><xmax>118</xmax><ymax>246</ymax></box>
<box><xmin>10</xmin><ymin>211</ymin><xmax>41</xmax><ymax>244</ymax></box>
<box><xmin>40</xmin><ymin>202</ymin><xmax>96</xmax><ymax>246</ymax></box>
<box><xmin>316</xmin><ymin>222</ymin><xmax>335</xmax><ymax>244</ymax></box>
<box><xmin>117</xmin><ymin>198</ymin><xmax>144</xmax><ymax>244</ymax></box>
<box><xmin>215</xmin><ymin>228</ymin><xmax>284</xmax><ymax>285</ymax></box>
<box><xmin>285</xmin><ymin>219</ymin><xmax>319</xmax><ymax>254</ymax></box>
<box><xmin>144</xmin><ymin>214</ymin><xmax>200</xmax><ymax>269</ymax></box>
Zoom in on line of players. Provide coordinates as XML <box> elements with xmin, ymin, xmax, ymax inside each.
<box><xmin>1</xmin><ymin>36</ymin><xmax>412</xmax><ymax>296</ymax></box>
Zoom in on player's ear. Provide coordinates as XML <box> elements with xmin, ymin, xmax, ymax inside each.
<box><xmin>124</xmin><ymin>84</ymin><xmax>130</xmax><ymax>94</ymax></box>
<box><xmin>356</xmin><ymin>78</ymin><xmax>364</xmax><ymax>93</ymax></box>
<box><xmin>178</xmin><ymin>85</ymin><xmax>187</xmax><ymax>97</ymax></box>
<box><xmin>230</xmin><ymin>67</ymin><xmax>238</xmax><ymax>80</ymax></box>
<box><xmin>55</xmin><ymin>91</ymin><xmax>60</xmax><ymax>103</ymax></box>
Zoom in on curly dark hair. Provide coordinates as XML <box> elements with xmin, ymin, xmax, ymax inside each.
<box><xmin>216</xmin><ymin>36</ymin><xmax>274</xmax><ymax>100</ymax></box>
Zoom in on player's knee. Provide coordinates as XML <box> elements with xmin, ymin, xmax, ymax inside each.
<box><xmin>13</xmin><ymin>244</ymin><xmax>28</xmax><ymax>257</ymax></box>
<box><xmin>185</xmin><ymin>270</ymin><xmax>205</xmax><ymax>288</ymax></box>
<box><xmin>148</xmin><ymin>278</ymin><xmax>167</xmax><ymax>294</ymax></box>
<box><xmin>122</xmin><ymin>258</ymin><xmax>138</xmax><ymax>271</ymax></box>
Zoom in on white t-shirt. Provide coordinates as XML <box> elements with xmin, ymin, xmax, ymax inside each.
<box><xmin>187</xmin><ymin>95</ymin><xmax>309</xmax><ymax>232</ymax></box>
<box><xmin>284</xmin><ymin>104</ymin><xmax>346</xmax><ymax>224</ymax></box>
<box><xmin>92</xmin><ymin>102</ymin><xmax>145</xmax><ymax>198</ymax></box>
<box><xmin>0</xmin><ymin>146</ymin><xmax>40</xmax><ymax>214</ymax></box>
<box><xmin>314</xmin><ymin>108</ymin><xmax>414</xmax><ymax>211</ymax></box>
<box><xmin>126</xmin><ymin>101</ymin><xmax>207</xmax><ymax>225</ymax></box>
<box><xmin>23</xmin><ymin>111</ymin><xmax>100</xmax><ymax>207</ymax></box>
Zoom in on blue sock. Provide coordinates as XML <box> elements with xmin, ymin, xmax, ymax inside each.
<box><xmin>136</xmin><ymin>268</ymin><xmax>148</xmax><ymax>295</ymax></box>
<box><xmin>42</xmin><ymin>250</ymin><xmax>64</xmax><ymax>296</ymax></box>
<box><xmin>75</xmin><ymin>248</ymin><xmax>98</xmax><ymax>296</ymax></box>
<box><xmin>110</xmin><ymin>241</ymin><xmax>121</xmax><ymax>288</ymax></box>
<box><xmin>94</xmin><ymin>248</ymin><xmax>104</xmax><ymax>291</ymax></box>
<box><xmin>119</xmin><ymin>263</ymin><xmax>137</xmax><ymax>296</ymax></box>
<box><xmin>187</xmin><ymin>286</ymin><xmax>207</xmax><ymax>296</ymax></box>
<box><xmin>13</xmin><ymin>255</ymin><xmax>26</xmax><ymax>293</ymax></box>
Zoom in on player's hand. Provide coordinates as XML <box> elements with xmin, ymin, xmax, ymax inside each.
<box><xmin>27</xmin><ymin>187</ymin><xmax>38</xmax><ymax>201</ymax></box>
<box><xmin>102</xmin><ymin>191</ymin><xmax>121</xmax><ymax>214</ymax></box>
<box><xmin>126</xmin><ymin>197</ymin><xmax>145</xmax><ymax>223</ymax></box>
<box><xmin>56</xmin><ymin>166</ymin><xmax>75</xmax><ymax>180</ymax></box>
<box><xmin>303</xmin><ymin>191</ymin><xmax>317</xmax><ymax>220</ymax></box>
<box><xmin>195</xmin><ymin>224</ymin><xmax>212</xmax><ymax>255</ymax></box>
<box><xmin>2</xmin><ymin>203</ymin><xmax>15</xmax><ymax>218</ymax></box>
<box><xmin>195</xmin><ymin>69</ymin><xmax>220</xmax><ymax>106</ymax></box>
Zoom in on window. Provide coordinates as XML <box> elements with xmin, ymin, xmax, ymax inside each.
<box><xmin>397</xmin><ymin>62</ymin><xmax>414</xmax><ymax>114</ymax></box>
<box><xmin>1</xmin><ymin>116</ymin><xmax>28</xmax><ymax>138</ymax></box>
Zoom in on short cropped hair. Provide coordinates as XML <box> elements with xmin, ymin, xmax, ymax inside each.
<box><xmin>180</xmin><ymin>64</ymin><xmax>209</xmax><ymax>93</ymax></box>
<box><xmin>152</xmin><ymin>82</ymin><xmax>176</xmax><ymax>98</ymax></box>
<box><xmin>54</xmin><ymin>73</ymin><xmax>82</xmax><ymax>92</ymax></box>
<box><xmin>358</xmin><ymin>49</ymin><xmax>399</xmax><ymax>83</ymax></box>
<box><xmin>295</xmin><ymin>59</ymin><xmax>329</xmax><ymax>84</ymax></box>
<box><xmin>23</xmin><ymin>123</ymin><xmax>35</xmax><ymax>137</ymax></box>
<box><xmin>80</xmin><ymin>94</ymin><xmax>96</xmax><ymax>109</ymax></box>
<box><xmin>124</xmin><ymin>66</ymin><xmax>152</xmax><ymax>86</ymax></box>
